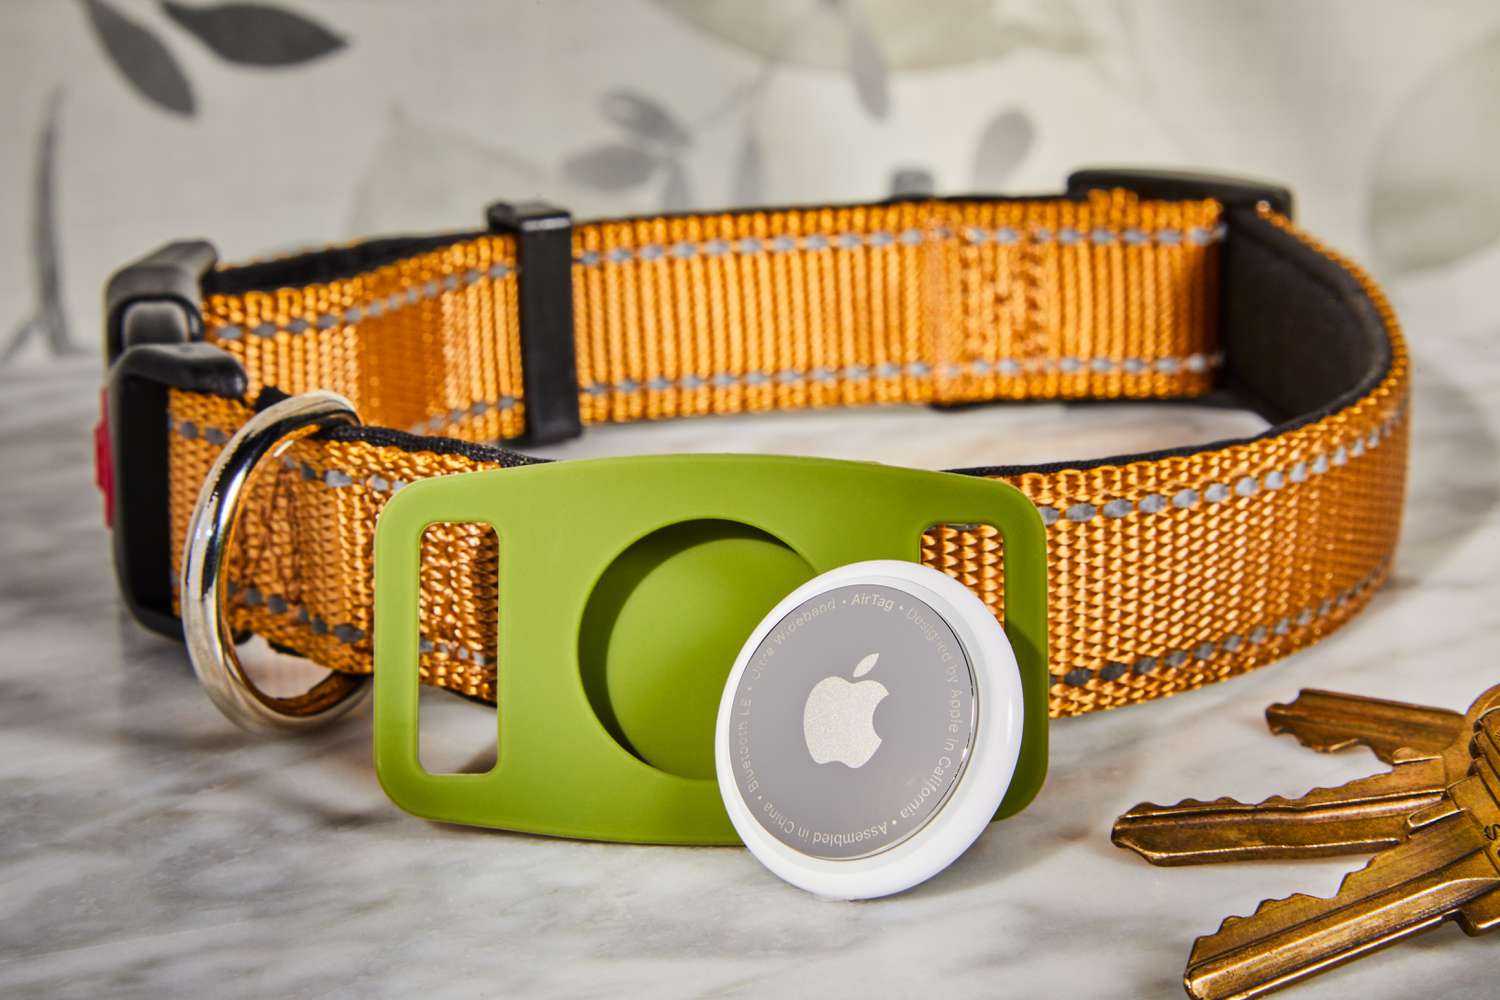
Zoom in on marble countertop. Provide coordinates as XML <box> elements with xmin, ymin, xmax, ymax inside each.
<box><xmin>3</xmin><ymin>257</ymin><xmax>1498</xmax><ymax>999</ymax></box>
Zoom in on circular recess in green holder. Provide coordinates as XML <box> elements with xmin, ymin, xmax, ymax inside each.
<box><xmin>579</xmin><ymin>519</ymin><xmax>815</xmax><ymax>779</ymax></box>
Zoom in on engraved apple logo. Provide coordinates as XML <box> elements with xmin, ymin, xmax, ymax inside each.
<box><xmin>802</xmin><ymin>652</ymin><xmax>889</xmax><ymax>768</ymax></box>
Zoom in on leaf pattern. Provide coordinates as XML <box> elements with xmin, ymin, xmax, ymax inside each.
<box><xmin>3</xmin><ymin>91</ymin><xmax>76</xmax><ymax>364</ymax></box>
<box><xmin>844</xmin><ymin>7</ymin><xmax>890</xmax><ymax>118</ymax></box>
<box><xmin>348</xmin><ymin>105</ymin><xmax>546</xmax><ymax>236</ymax></box>
<box><xmin>161</xmin><ymin>2</ymin><xmax>346</xmax><ymax>67</ymax></box>
<box><xmin>600</xmin><ymin>90</ymin><xmax>691</xmax><ymax>148</ymax></box>
<box><xmin>83</xmin><ymin>0</ymin><xmax>194</xmax><ymax>115</ymax></box>
<box><xmin>731</xmin><ymin>129</ymin><xmax>764</xmax><ymax>204</ymax></box>
<box><xmin>562</xmin><ymin>143</ymin><xmax>658</xmax><ymax>190</ymax></box>
<box><xmin>650</xmin><ymin>0</ymin><xmax>1090</xmax><ymax>72</ymax></box>
<box><xmin>852</xmin><ymin>653</ymin><xmax>879</xmax><ymax>678</ymax></box>
<box><xmin>660</xmin><ymin>160</ymin><xmax>693</xmax><ymax>211</ymax></box>
<box><xmin>972</xmin><ymin>109</ymin><xmax>1034</xmax><ymax>189</ymax></box>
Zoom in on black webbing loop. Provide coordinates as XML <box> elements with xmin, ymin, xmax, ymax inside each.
<box><xmin>487</xmin><ymin>200</ymin><xmax>583</xmax><ymax>445</ymax></box>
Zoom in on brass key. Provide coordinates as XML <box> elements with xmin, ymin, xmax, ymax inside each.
<box><xmin>1266</xmin><ymin>688</ymin><xmax>1464</xmax><ymax>762</ymax></box>
<box><xmin>1183</xmin><ymin>709</ymin><xmax>1500</xmax><ymax>999</ymax></box>
<box><xmin>1113</xmin><ymin>684</ymin><xmax>1500</xmax><ymax>865</ymax></box>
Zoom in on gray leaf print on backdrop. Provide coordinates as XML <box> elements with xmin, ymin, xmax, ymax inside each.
<box><xmin>348</xmin><ymin>106</ymin><xmax>545</xmax><ymax>235</ymax></box>
<box><xmin>4</xmin><ymin>92</ymin><xmax>77</xmax><ymax>364</ymax></box>
<box><xmin>972</xmin><ymin>109</ymin><xmax>1034</xmax><ymax>189</ymax></box>
<box><xmin>1369</xmin><ymin>28</ymin><xmax>1500</xmax><ymax>274</ymax></box>
<box><xmin>162</xmin><ymin>1</ymin><xmax>347</xmax><ymax>67</ymax></box>
<box><xmin>835</xmin><ymin>1</ymin><xmax>890</xmax><ymax>118</ymax></box>
<box><xmin>563</xmin><ymin>144</ymin><xmax>658</xmax><ymax>191</ymax></box>
<box><xmin>661</xmin><ymin>161</ymin><xmax>693</xmax><ymax>211</ymax></box>
<box><xmin>82</xmin><ymin>0</ymin><xmax>194</xmax><ymax>115</ymax></box>
<box><xmin>601</xmin><ymin>91</ymin><xmax>692</xmax><ymax>148</ymax></box>
<box><xmin>732</xmin><ymin>129</ymin><xmax>765</xmax><ymax>204</ymax></box>
<box><xmin>651</xmin><ymin>0</ymin><xmax>1089</xmax><ymax>72</ymax></box>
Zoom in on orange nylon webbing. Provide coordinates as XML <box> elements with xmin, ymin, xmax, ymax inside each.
<box><xmin>161</xmin><ymin>192</ymin><xmax>1409</xmax><ymax>718</ymax></box>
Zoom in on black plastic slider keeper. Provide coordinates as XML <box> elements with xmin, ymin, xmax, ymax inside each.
<box><xmin>487</xmin><ymin>201</ymin><xmax>583</xmax><ymax>445</ymax></box>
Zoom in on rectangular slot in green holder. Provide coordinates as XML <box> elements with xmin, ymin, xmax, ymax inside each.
<box><xmin>373</xmin><ymin>453</ymin><xmax>1049</xmax><ymax>844</ymax></box>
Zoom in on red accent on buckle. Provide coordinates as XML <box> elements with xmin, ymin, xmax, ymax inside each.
<box><xmin>94</xmin><ymin>387</ymin><xmax>114</xmax><ymax>527</ymax></box>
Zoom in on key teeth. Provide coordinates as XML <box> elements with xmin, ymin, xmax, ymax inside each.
<box><xmin>1265</xmin><ymin>716</ymin><xmax>1362</xmax><ymax>754</ymax></box>
<box><xmin>1189</xmin><ymin>851</ymin><xmax>1388</xmax><ymax>962</ymax></box>
<box><xmin>1247</xmin><ymin>891</ymin><xmax>1324</xmax><ymax>924</ymax></box>
<box><xmin>1112</xmin><ymin>797</ymin><xmax>1254</xmax><ymax>853</ymax></box>
<box><xmin>1254</xmin><ymin>776</ymin><xmax>1405</xmax><ymax>811</ymax></box>
<box><xmin>1191</xmin><ymin>891</ymin><xmax>1334</xmax><ymax>966</ymax></box>
<box><xmin>1122</xmin><ymin>769</ymin><xmax>1414</xmax><ymax>821</ymax></box>
<box><xmin>1264</xmin><ymin>689</ymin><xmax>1445</xmax><ymax>761</ymax></box>
<box><xmin>1120</xmin><ymin>795</ymin><xmax>1244</xmax><ymax>815</ymax></box>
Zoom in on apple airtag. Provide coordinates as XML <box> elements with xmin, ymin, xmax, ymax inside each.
<box><xmin>715</xmin><ymin>560</ymin><xmax>1025</xmax><ymax>900</ymax></box>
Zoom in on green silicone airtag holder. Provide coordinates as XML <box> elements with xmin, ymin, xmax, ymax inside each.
<box><xmin>373</xmin><ymin>454</ymin><xmax>1048</xmax><ymax>844</ymax></box>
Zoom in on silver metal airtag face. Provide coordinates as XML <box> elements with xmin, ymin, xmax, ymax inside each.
<box><xmin>726</xmin><ymin>583</ymin><xmax>978</xmax><ymax>861</ymax></box>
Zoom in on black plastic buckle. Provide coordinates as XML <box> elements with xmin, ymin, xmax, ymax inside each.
<box><xmin>103</xmin><ymin>240</ymin><xmax>219</xmax><ymax>365</ymax></box>
<box><xmin>486</xmin><ymin>201</ymin><xmax>583</xmax><ymax>446</ymax></box>
<box><xmin>103</xmin><ymin>241</ymin><xmax>247</xmax><ymax>639</ymax></box>
<box><xmin>1066</xmin><ymin>167</ymin><xmax>1293</xmax><ymax>219</ymax></box>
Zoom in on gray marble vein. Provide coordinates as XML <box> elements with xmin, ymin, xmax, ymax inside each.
<box><xmin>2</xmin><ymin>259</ymin><xmax>1498</xmax><ymax>997</ymax></box>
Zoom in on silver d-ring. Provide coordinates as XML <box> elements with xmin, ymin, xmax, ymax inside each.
<box><xmin>181</xmin><ymin>391</ymin><xmax>371</xmax><ymax>734</ymax></box>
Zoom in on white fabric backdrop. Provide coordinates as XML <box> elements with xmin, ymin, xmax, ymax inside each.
<box><xmin>0</xmin><ymin>0</ymin><xmax>1496</xmax><ymax>366</ymax></box>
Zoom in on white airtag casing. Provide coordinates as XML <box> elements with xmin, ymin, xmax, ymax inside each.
<box><xmin>714</xmin><ymin>560</ymin><xmax>1025</xmax><ymax>899</ymax></box>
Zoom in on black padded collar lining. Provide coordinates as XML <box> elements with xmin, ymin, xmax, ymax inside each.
<box><xmin>956</xmin><ymin>206</ymin><xmax>1394</xmax><ymax>478</ymax></box>
<box><xmin>204</xmin><ymin>232</ymin><xmax>486</xmax><ymax>298</ymax></box>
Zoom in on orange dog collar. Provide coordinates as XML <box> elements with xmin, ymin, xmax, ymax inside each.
<box><xmin>98</xmin><ymin>168</ymin><xmax>1408</xmax><ymax>721</ymax></box>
